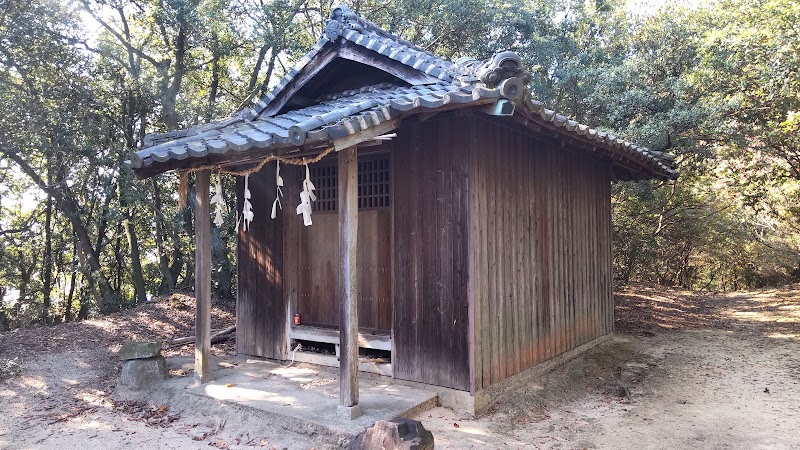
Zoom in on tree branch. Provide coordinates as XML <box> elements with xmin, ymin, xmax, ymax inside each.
<box><xmin>79</xmin><ymin>0</ymin><xmax>163</xmax><ymax>69</ymax></box>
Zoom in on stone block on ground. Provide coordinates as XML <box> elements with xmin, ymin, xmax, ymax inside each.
<box><xmin>119</xmin><ymin>341</ymin><xmax>163</xmax><ymax>360</ymax></box>
<box><xmin>349</xmin><ymin>418</ymin><xmax>434</xmax><ymax>450</ymax></box>
<box><xmin>120</xmin><ymin>356</ymin><xmax>168</xmax><ymax>389</ymax></box>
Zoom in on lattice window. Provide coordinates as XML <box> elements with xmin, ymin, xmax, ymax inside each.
<box><xmin>358</xmin><ymin>156</ymin><xmax>390</xmax><ymax>209</ymax></box>
<box><xmin>309</xmin><ymin>154</ymin><xmax>390</xmax><ymax>212</ymax></box>
<box><xmin>310</xmin><ymin>163</ymin><xmax>337</xmax><ymax>212</ymax></box>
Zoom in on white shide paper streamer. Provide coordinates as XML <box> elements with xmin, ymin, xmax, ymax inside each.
<box><xmin>271</xmin><ymin>161</ymin><xmax>284</xmax><ymax>219</ymax></box>
<box><xmin>210</xmin><ymin>174</ymin><xmax>225</xmax><ymax>227</ymax></box>
<box><xmin>237</xmin><ymin>174</ymin><xmax>254</xmax><ymax>232</ymax></box>
<box><xmin>295</xmin><ymin>164</ymin><xmax>317</xmax><ymax>226</ymax></box>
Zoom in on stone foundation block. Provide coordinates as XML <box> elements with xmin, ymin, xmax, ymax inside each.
<box><xmin>120</xmin><ymin>356</ymin><xmax>168</xmax><ymax>389</ymax></box>
<box><xmin>119</xmin><ymin>341</ymin><xmax>163</xmax><ymax>360</ymax></box>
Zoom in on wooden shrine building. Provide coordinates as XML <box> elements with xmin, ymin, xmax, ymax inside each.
<box><xmin>131</xmin><ymin>6</ymin><xmax>677</xmax><ymax>417</ymax></box>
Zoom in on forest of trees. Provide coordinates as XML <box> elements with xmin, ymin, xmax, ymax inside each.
<box><xmin>0</xmin><ymin>0</ymin><xmax>798</xmax><ymax>329</ymax></box>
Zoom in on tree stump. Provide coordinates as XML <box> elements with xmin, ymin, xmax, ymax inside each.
<box><xmin>349</xmin><ymin>418</ymin><xmax>434</xmax><ymax>450</ymax></box>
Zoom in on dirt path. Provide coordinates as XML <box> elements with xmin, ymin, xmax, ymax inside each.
<box><xmin>0</xmin><ymin>294</ymin><xmax>239</xmax><ymax>450</ymax></box>
<box><xmin>419</xmin><ymin>330</ymin><xmax>799</xmax><ymax>449</ymax></box>
<box><xmin>415</xmin><ymin>285</ymin><xmax>800</xmax><ymax>449</ymax></box>
<box><xmin>1</xmin><ymin>286</ymin><xmax>798</xmax><ymax>449</ymax></box>
<box><xmin>0</xmin><ymin>350</ymin><xmax>193</xmax><ymax>449</ymax></box>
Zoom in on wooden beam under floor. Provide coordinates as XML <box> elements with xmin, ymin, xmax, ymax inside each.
<box><xmin>337</xmin><ymin>145</ymin><xmax>362</xmax><ymax>419</ymax></box>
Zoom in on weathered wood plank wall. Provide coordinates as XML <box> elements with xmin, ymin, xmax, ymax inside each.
<box><xmin>284</xmin><ymin>150</ymin><xmax>393</xmax><ymax>332</ymax></box>
<box><xmin>236</xmin><ymin>165</ymin><xmax>287</xmax><ymax>360</ymax></box>
<box><xmin>294</xmin><ymin>210</ymin><xmax>392</xmax><ymax>330</ymax></box>
<box><xmin>235</xmin><ymin>112</ymin><xmax>612</xmax><ymax>392</ymax></box>
<box><xmin>393</xmin><ymin>116</ymin><xmax>471</xmax><ymax>391</ymax></box>
<box><xmin>468</xmin><ymin>115</ymin><xmax>613</xmax><ymax>392</ymax></box>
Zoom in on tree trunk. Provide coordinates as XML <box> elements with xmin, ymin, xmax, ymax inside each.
<box><xmin>16</xmin><ymin>263</ymin><xmax>32</xmax><ymax>314</ymax></box>
<box><xmin>179</xmin><ymin>179</ymin><xmax>195</xmax><ymax>288</ymax></box>
<box><xmin>93</xmin><ymin>183</ymin><xmax>114</xmax><ymax>261</ymax></box>
<box><xmin>119</xmin><ymin>177</ymin><xmax>147</xmax><ymax>304</ymax></box>
<box><xmin>77</xmin><ymin>289</ymin><xmax>90</xmax><ymax>320</ymax></box>
<box><xmin>42</xmin><ymin>164</ymin><xmax>53</xmax><ymax>324</ymax></box>
<box><xmin>65</xmin><ymin>237</ymin><xmax>77</xmax><ymax>323</ymax></box>
<box><xmin>259</xmin><ymin>51</ymin><xmax>277</xmax><ymax>96</ymax></box>
<box><xmin>212</xmin><ymin>227</ymin><xmax>232</xmax><ymax>298</ymax></box>
<box><xmin>169</xmin><ymin>234</ymin><xmax>185</xmax><ymax>288</ymax></box>
<box><xmin>247</xmin><ymin>44</ymin><xmax>269</xmax><ymax>94</ymax></box>
<box><xmin>1</xmin><ymin>148</ymin><xmax>116</xmax><ymax>308</ymax></box>
<box><xmin>74</xmin><ymin>238</ymin><xmax>106</xmax><ymax>313</ymax></box>
<box><xmin>204</xmin><ymin>32</ymin><xmax>220</xmax><ymax>123</ymax></box>
<box><xmin>0</xmin><ymin>302</ymin><xmax>8</xmax><ymax>331</ymax></box>
<box><xmin>151</xmin><ymin>179</ymin><xmax>176</xmax><ymax>292</ymax></box>
<box><xmin>163</xmin><ymin>23</ymin><xmax>187</xmax><ymax>129</ymax></box>
<box><xmin>114</xmin><ymin>231</ymin><xmax>123</xmax><ymax>292</ymax></box>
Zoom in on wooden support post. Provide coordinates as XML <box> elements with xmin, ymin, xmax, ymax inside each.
<box><xmin>194</xmin><ymin>169</ymin><xmax>213</xmax><ymax>383</ymax></box>
<box><xmin>337</xmin><ymin>146</ymin><xmax>362</xmax><ymax>419</ymax></box>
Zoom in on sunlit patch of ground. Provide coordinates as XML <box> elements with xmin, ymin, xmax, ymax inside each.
<box><xmin>616</xmin><ymin>284</ymin><xmax>800</xmax><ymax>340</ymax></box>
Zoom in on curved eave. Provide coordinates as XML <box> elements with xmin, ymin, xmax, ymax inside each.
<box><xmin>132</xmin><ymin>81</ymin><xmax>677</xmax><ymax>182</ymax></box>
<box><xmin>130</xmin><ymin>84</ymin><xmax>499</xmax><ymax>179</ymax></box>
<box><xmin>518</xmin><ymin>97</ymin><xmax>678</xmax><ymax>181</ymax></box>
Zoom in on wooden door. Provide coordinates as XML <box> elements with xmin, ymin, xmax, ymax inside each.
<box><xmin>296</xmin><ymin>152</ymin><xmax>392</xmax><ymax>331</ymax></box>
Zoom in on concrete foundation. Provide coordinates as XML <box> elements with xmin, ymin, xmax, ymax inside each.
<box><xmin>135</xmin><ymin>357</ymin><xmax>438</xmax><ymax>445</ymax></box>
<box><xmin>384</xmin><ymin>335</ymin><xmax>610</xmax><ymax>416</ymax></box>
<box><xmin>120</xmin><ymin>334</ymin><xmax>609</xmax><ymax>446</ymax></box>
<box><xmin>337</xmin><ymin>404</ymin><xmax>364</xmax><ymax>420</ymax></box>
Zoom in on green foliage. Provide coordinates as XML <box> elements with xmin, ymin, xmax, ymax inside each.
<box><xmin>1</xmin><ymin>0</ymin><xmax>798</xmax><ymax>328</ymax></box>
<box><xmin>587</xmin><ymin>0</ymin><xmax>800</xmax><ymax>290</ymax></box>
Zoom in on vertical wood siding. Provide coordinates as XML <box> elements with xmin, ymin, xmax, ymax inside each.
<box><xmin>285</xmin><ymin>153</ymin><xmax>393</xmax><ymax>332</ymax></box>
<box><xmin>468</xmin><ymin>115</ymin><xmax>614</xmax><ymax>391</ymax></box>
<box><xmin>293</xmin><ymin>210</ymin><xmax>392</xmax><ymax>330</ymax></box>
<box><xmin>236</xmin><ymin>165</ymin><xmax>287</xmax><ymax>360</ymax></box>
<box><xmin>393</xmin><ymin>116</ymin><xmax>471</xmax><ymax>391</ymax></box>
<box><xmin>236</xmin><ymin>113</ymin><xmax>612</xmax><ymax>391</ymax></box>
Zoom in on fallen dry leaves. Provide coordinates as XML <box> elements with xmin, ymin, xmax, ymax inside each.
<box><xmin>0</xmin><ymin>293</ymin><xmax>236</xmax><ymax>361</ymax></box>
<box><xmin>615</xmin><ymin>284</ymin><xmax>800</xmax><ymax>338</ymax></box>
<box><xmin>112</xmin><ymin>400</ymin><xmax>180</xmax><ymax>427</ymax></box>
<box><xmin>47</xmin><ymin>405</ymin><xmax>98</xmax><ymax>424</ymax></box>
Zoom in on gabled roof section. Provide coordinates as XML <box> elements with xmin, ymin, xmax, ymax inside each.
<box><xmin>246</xmin><ymin>37</ymin><xmax>332</xmax><ymax>119</ymax></box>
<box><xmin>132</xmin><ymin>5</ymin><xmax>678</xmax><ymax>181</ymax></box>
<box><xmin>247</xmin><ymin>5</ymin><xmax>458</xmax><ymax>120</ymax></box>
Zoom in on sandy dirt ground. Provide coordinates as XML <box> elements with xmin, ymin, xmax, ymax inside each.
<box><xmin>1</xmin><ymin>286</ymin><xmax>799</xmax><ymax>449</ymax></box>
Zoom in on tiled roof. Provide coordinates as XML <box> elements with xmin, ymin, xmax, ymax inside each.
<box><xmin>132</xmin><ymin>6</ymin><xmax>677</xmax><ymax>180</ymax></box>
<box><xmin>246</xmin><ymin>38</ymin><xmax>333</xmax><ymax>121</ymax></box>
<box><xmin>520</xmin><ymin>96</ymin><xmax>677</xmax><ymax>177</ymax></box>
<box><xmin>132</xmin><ymin>82</ymin><xmax>496</xmax><ymax>168</ymax></box>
